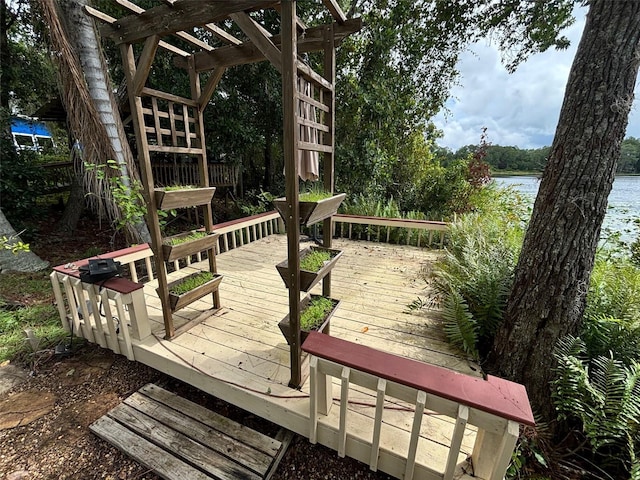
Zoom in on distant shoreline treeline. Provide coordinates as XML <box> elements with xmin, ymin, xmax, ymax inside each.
<box><xmin>438</xmin><ymin>136</ymin><xmax>640</xmax><ymax>175</ymax></box>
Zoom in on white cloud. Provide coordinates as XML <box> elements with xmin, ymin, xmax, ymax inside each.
<box><xmin>434</xmin><ymin>8</ymin><xmax>640</xmax><ymax>150</ymax></box>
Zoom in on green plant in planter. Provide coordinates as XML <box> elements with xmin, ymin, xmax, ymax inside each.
<box><xmin>300</xmin><ymin>249</ymin><xmax>331</xmax><ymax>271</ymax></box>
<box><xmin>300</xmin><ymin>296</ymin><xmax>334</xmax><ymax>330</ymax></box>
<box><xmin>170</xmin><ymin>271</ymin><xmax>215</xmax><ymax>296</ymax></box>
<box><xmin>161</xmin><ymin>184</ymin><xmax>197</xmax><ymax>191</ymax></box>
<box><xmin>299</xmin><ymin>190</ymin><xmax>333</xmax><ymax>202</ymax></box>
<box><xmin>164</xmin><ymin>231</ymin><xmax>207</xmax><ymax>246</ymax></box>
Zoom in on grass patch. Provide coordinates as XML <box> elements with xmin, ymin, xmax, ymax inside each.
<box><xmin>300</xmin><ymin>249</ymin><xmax>332</xmax><ymax>272</ymax></box>
<box><xmin>300</xmin><ymin>296</ymin><xmax>334</xmax><ymax>331</ymax></box>
<box><xmin>164</xmin><ymin>231</ymin><xmax>208</xmax><ymax>246</ymax></box>
<box><xmin>0</xmin><ymin>304</ymin><xmax>66</xmax><ymax>362</ymax></box>
<box><xmin>170</xmin><ymin>271</ymin><xmax>215</xmax><ymax>296</ymax></box>
<box><xmin>0</xmin><ymin>272</ymin><xmax>66</xmax><ymax>362</ymax></box>
<box><xmin>299</xmin><ymin>190</ymin><xmax>334</xmax><ymax>202</ymax></box>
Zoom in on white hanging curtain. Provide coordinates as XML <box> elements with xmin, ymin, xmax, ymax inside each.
<box><xmin>297</xmin><ymin>77</ymin><xmax>320</xmax><ymax>181</ymax></box>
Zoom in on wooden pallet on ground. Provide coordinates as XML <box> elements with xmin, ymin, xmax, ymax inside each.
<box><xmin>90</xmin><ymin>383</ymin><xmax>292</xmax><ymax>480</ymax></box>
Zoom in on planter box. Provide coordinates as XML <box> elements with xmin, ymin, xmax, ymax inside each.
<box><xmin>273</xmin><ymin>193</ymin><xmax>346</xmax><ymax>227</ymax></box>
<box><xmin>162</xmin><ymin>272</ymin><xmax>223</xmax><ymax>312</ymax></box>
<box><xmin>154</xmin><ymin>187</ymin><xmax>216</xmax><ymax>210</ymax></box>
<box><xmin>276</xmin><ymin>246</ymin><xmax>343</xmax><ymax>292</ymax></box>
<box><xmin>162</xmin><ymin>231</ymin><xmax>220</xmax><ymax>262</ymax></box>
<box><xmin>278</xmin><ymin>294</ymin><xmax>340</xmax><ymax>346</ymax></box>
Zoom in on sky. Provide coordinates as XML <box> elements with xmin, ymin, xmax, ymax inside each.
<box><xmin>433</xmin><ymin>7</ymin><xmax>640</xmax><ymax>151</ymax></box>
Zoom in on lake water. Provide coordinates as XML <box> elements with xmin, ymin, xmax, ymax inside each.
<box><xmin>496</xmin><ymin>175</ymin><xmax>640</xmax><ymax>244</ymax></box>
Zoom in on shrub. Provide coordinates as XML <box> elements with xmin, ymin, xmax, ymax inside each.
<box><xmin>553</xmin><ymin>336</ymin><xmax>640</xmax><ymax>477</ymax></box>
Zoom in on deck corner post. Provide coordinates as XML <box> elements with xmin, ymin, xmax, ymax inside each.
<box><xmin>127</xmin><ymin>289</ymin><xmax>152</xmax><ymax>341</ymax></box>
<box><xmin>472</xmin><ymin>419</ymin><xmax>519</xmax><ymax>480</ymax></box>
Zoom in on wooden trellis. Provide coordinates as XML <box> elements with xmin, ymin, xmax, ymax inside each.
<box><xmin>86</xmin><ymin>0</ymin><xmax>361</xmax><ymax>386</ymax></box>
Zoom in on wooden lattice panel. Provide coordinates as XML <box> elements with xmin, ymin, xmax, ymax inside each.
<box><xmin>141</xmin><ymin>95</ymin><xmax>201</xmax><ymax>152</ymax></box>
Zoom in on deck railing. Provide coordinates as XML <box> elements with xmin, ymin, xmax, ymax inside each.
<box><xmin>333</xmin><ymin>214</ymin><xmax>449</xmax><ymax>248</ymax></box>
<box><xmin>303</xmin><ymin>332</ymin><xmax>535</xmax><ymax>480</ymax></box>
<box><xmin>49</xmin><ymin>213</ymin><xmax>283</xmax><ymax>358</ymax></box>
<box><xmin>50</xmin><ymin>251</ymin><xmax>153</xmax><ymax>362</ymax></box>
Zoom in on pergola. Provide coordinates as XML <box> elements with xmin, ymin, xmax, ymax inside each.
<box><xmin>85</xmin><ymin>0</ymin><xmax>362</xmax><ymax>387</ymax></box>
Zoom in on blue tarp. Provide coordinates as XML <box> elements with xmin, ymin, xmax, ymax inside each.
<box><xmin>11</xmin><ymin>117</ymin><xmax>52</xmax><ymax>137</ymax></box>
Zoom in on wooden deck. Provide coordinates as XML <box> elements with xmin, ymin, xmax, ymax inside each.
<box><xmin>127</xmin><ymin>235</ymin><xmax>480</xmax><ymax>480</ymax></box>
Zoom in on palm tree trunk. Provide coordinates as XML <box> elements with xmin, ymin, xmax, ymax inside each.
<box><xmin>39</xmin><ymin>0</ymin><xmax>151</xmax><ymax>244</ymax></box>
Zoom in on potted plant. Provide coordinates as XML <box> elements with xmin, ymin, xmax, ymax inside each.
<box><xmin>273</xmin><ymin>191</ymin><xmax>346</xmax><ymax>227</ymax></box>
<box><xmin>161</xmin><ymin>231</ymin><xmax>220</xmax><ymax>262</ymax></box>
<box><xmin>276</xmin><ymin>246</ymin><xmax>343</xmax><ymax>291</ymax></box>
<box><xmin>154</xmin><ymin>185</ymin><xmax>216</xmax><ymax>210</ymax></box>
<box><xmin>162</xmin><ymin>271</ymin><xmax>223</xmax><ymax>312</ymax></box>
<box><xmin>278</xmin><ymin>294</ymin><xmax>340</xmax><ymax>346</ymax></box>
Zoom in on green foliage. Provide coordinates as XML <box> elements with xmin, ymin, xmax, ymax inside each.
<box><xmin>169</xmin><ymin>272</ymin><xmax>215</xmax><ymax>296</ymax></box>
<box><xmin>0</xmin><ymin>234</ymin><xmax>30</xmax><ymax>254</ymax></box>
<box><xmin>428</xmin><ymin>188</ymin><xmax>525</xmax><ymax>358</ymax></box>
<box><xmin>0</xmin><ymin>130</ymin><xmax>46</xmax><ymax>224</ymax></box>
<box><xmin>300</xmin><ymin>249</ymin><xmax>332</xmax><ymax>272</ymax></box>
<box><xmin>239</xmin><ymin>189</ymin><xmax>276</xmax><ymax>217</ymax></box>
<box><xmin>553</xmin><ymin>337</ymin><xmax>640</xmax><ymax>476</ymax></box>
<box><xmin>582</xmin><ymin>256</ymin><xmax>640</xmax><ymax>365</ymax></box>
<box><xmin>440</xmin><ymin>289</ymin><xmax>479</xmax><ymax>360</ymax></box>
<box><xmin>300</xmin><ymin>296</ymin><xmax>334</xmax><ymax>331</ymax></box>
<box><xmin>84</xmin><ymin>160</ymin><xmax>147</xmax><ymax>236</ymax></box>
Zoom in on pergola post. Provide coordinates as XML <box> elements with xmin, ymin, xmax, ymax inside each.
<box><xmin>281</xmin><ymin>0</ymin><xmax>302</xmax><ymax>387</ymax></box>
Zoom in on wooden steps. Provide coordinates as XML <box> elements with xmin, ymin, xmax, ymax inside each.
<box><xmin>90</xmin><ymin>384</ymin><xmax>291</xmax><ymax>480</ymax></box>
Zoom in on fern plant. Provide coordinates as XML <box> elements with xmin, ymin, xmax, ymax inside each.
<box><xmin>430</xmin><ymin>211</ymin><xmax>523</xmax><ymax>358</ymax></box>
<box><xmin>553</xmin><ymin>336</ymin><xmax>640</xmax><ymax>478</ymax></box>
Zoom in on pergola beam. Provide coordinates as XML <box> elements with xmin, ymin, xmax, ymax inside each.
<box><xmin>182</xmin><ymin>18</ymin><xmax>362</xmax><ymax>72</ymax></box>
<box><xmin>322</xmin><ymin>0</ymin><xmax>347</xmax><ymax>23</ymax></box>
<box><xmin>100</xmin><ymin>0</ymin><xmax>279</xmax><ymax>45</ymax></box>
<box><xmin>84</xmin><ymin>5</ymin><xmax>190</xmax><ymax>57</ymax></box>
<box><xmin>230</xmin><ymin>12</ymin><xmax>282</xmax><ymax>72</ymax></box>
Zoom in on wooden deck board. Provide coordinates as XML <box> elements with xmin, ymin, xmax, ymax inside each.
<box><xmin>128</xmin><ymin>236</ymin><xmax>480</xmax><ymax>480</ymax></box>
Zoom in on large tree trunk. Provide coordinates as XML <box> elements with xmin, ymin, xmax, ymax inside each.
<box><xmin>39</xmin><ymin>0</ymin><xmax>151</xmax><ymax>245</ymax></box>
<box><xmin>488</xmin><ymin>1</ymin><xmax>640</xmax><ymax>427</ymax></box>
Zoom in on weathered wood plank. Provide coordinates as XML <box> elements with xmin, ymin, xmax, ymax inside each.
<box><xmin>124</xmin><ymin>390</ymin><xmax>276</xmax><ymax>476</ymax></box>
<box><xmin>90</xmin><ymin>416</ymin><xmax>213</xmax><ymax>480</ymax></box>
<box><xmin>101</xmin><ymin>0</ymin><xmax>279</xmax><ymax>45</ymax></box>
<box><xmin>139</xmin><ymin>384</ymin><xmax>281</xmax><ymax>457</ymax></box>
<box><xmin>107</xmin><ymin>403</ymin><xmax>262</xmax><ymax>480</ymax></box>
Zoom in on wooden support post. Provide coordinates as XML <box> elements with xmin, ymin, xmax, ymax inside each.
<box><xmin>282</xmin><ymin>0</ymin><xmax>302</xmax><ymax>388</ymax></box>
<box><xmin>120</xmin><ymin>43</ymin><xmax>175</xmax><ymax>339</ymax></box>
<box><xmin>322</xmin><ymin>23</ymin><xmax>336</xmax><ymax>298</ymax></box>
<box><xmin>472</xmin><ymin>420</ymin><xmax>519</xmax><ymax>480</ymax></box>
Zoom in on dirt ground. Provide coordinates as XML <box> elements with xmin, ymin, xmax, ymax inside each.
<box><xmin>0</xmin><ymin>209</ymin><xmax>394</xmax><ymax>480</ymax></box>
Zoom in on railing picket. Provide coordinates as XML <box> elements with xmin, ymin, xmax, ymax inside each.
<box><xmin>61</xmin><ymin>276</ymin><xmax>82</xmax><ymax>336</ymax></box>
<box><xmin>50</xmin><ymin>272</ymin><xmax>70</xmax><ymax>332</ymax></box>
<box><xmin>444</xmin><ymin>404</ymin><xmax>469</xmax><ymax>480</ymax></box>
<box><xmin>100</xmin><ymin>289</ymin><xmax>121</xmax><ymax>355</ymax></box>
<box><xmin>309</xmin><ymin>356</ymin><xmax>320</xmax><ymax>444</ymax></box>
<box><xmin>369</xmin><ymin>378</ymin><xmax>387</xmax><ymax>471</ymax></box>
<box><xmin>404</xmin><ymin>390</ymin><xmax>427</xmax><ymax>480</ymax></box>
<box><xmin>338</xmin><ymin>366</ymin><xmax>351</xmax><ymax>458</ymax></box>
<box><xmin>71</xmin><ymin>279</ymin><xmax>95</xmax><ymax>343</ymax></box>
<box><xmin>145</xmin><ymin>257</ymin><xmax>154</xmax><ymax>280</ymax></box>
<box><xmin>87</xmin><ymin>285</ymin><xmax>107</xmax><ymax>348</ymax></box>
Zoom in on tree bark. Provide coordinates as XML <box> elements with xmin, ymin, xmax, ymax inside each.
<box><xmin>488</xmin><ymin>1</ymin><xmax>640</xmax><ymax>427</ymax></box>
<box><xmin>41</xmin><ymin>0</ymin><xmax>151</xmax><ymax>245</ymax></box>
